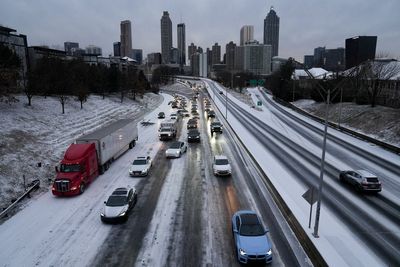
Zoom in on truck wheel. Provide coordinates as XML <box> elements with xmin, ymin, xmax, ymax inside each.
<box><xmin>79</xmin><ymin>183</ymin><xmax>85</xmax><ymax>194</ymax></box>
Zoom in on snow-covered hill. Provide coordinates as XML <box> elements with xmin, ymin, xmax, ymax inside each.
<box><xmin>0</xmin><ymin>93</ymin><xmax>162</xmax><ymax>213</ymax></box>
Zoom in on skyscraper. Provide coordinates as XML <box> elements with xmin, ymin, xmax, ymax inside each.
<box><xmin>226</xmin><ymin>41</ymin><xmax>236</xmax><ymax>70</ymax></box>
<box><xmin>177</xmin><ymin>23</ymin><xmax>186</xmax><ymax>66</ymax></box>
<box><xmin>263</xmin><ymin>6</ymin><xmax>280</xmax><ymax>58</ymax></box>
<box><xmin>345</xmin><ymin>36</ymin><xmax>377</xmax><ymax>69</ymax></box>
<box><xmin>161</xmin><ymin>11</ymin><xmax>173</xmax><ymax>64</ymax></box>
<box><xmin>212</xmin><ymin>43</ymin><xmax>221</xmax><ymax>65</ymax></box>
<box><xmin>240</xmin><ymin>26</ymin><xmax>254</xmax><ymax>46</ymax></box>
<box><xmin>120</xmin><ymin>20</ymin><xmax>132</xmax><ymax>58</ymax></box>
<box><xmin>188</xmin><ymin>43</ymin><xmax>197</xmax><ymax>64</ymax></box>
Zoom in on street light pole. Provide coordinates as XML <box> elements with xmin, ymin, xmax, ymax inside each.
<box><xmin>313</xmin><ymin>88</ymin><xmax>330</xmax><ymax>238</ymax></box>
<box><xmin>338</xmin><ymin>87</ymin><xmax>343</xmax><ymax>127</ymax></box>
<box><xmin>225</xmin><ymin>85</ymin><xmax>228</xmax><ymax>120</ymax></box>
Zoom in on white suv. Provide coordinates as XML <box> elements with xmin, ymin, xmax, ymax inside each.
<box><xmin>213</xmin><ymin>155</ymin><xmax>232</xmax><ymax>176</ymax></box>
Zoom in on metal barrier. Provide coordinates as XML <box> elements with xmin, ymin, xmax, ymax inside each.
<box><xmin>0</xmin><ymin>180</ymin><xmax>40</xmax><ymax>220</ymax></box>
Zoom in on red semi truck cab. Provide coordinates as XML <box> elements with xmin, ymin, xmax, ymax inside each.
<box><xmin>52</xmin><ymin>143</ymin><xmax>99</xmax><ymax>196</ymax></box>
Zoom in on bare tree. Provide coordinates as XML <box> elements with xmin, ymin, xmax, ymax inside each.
<box><xmin>361</xmin><ymin>59</ymin><xmax>400</xmax><ymax>107</ymax></box>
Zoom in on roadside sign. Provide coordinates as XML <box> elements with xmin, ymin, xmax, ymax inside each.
<box><xmin>302</xmin><ymin>187</ymin><xmax>317</xmax><ymax>205</ymax></box>
<box><xmin>249</xmin><ymin>79</ymin><xmax>265</xmax><ymax>87</ymax></box>
<box><xmin>302</xmin><ymin>186</ymin><xmax>317</xmax><ymax>228</ymax></box>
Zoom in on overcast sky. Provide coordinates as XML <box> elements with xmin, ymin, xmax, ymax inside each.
<box><xmin>1</xmin><ymin>0</ymin><xmax>399</xmax><ymax>62</ymax></box>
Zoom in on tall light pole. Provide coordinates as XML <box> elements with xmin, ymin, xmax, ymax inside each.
<box><xmin>313</xmin><ymin>88</ymin><xmax>330</xmax><ymax>238</ymax></box>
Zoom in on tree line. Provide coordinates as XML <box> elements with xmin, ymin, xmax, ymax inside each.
<box><xmin>0</xmin><ymin>43</ymin><xmax>155</xmax><ymax>113</ymax></box>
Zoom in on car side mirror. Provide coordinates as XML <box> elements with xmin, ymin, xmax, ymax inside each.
<box><xmin>264</xmin><ymin>229</ymin><xmax>269</xmax><ymax>234</ymax></box>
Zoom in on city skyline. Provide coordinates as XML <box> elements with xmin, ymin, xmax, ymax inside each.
<box><xmin>1</xmin><ymin>0</ymin><xmax>399</xmax><ymax>62</ymax></box>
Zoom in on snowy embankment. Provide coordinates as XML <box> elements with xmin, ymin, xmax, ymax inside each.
<box><xmin>0</xmin><ymin>93</ymin><xmax>162</xmax><ymax>212</ymax></box>
<box><xmin>292</xmin><ymin>99</ymin><xmax>400</xmax><ymax>147</ymax></box>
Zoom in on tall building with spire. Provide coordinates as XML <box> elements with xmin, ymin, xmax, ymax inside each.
<box><xmin>177</xmin><ymin>23</ymin><xmax>186</xmax><ymax>66</ymax></box>
<box><xmin>161</xmin><ymin>11</ymin><xmax>173</xmax><ymax>64</ymax></box>
<box><xmin>263</xmin><ymin>6</ymin><xmax>279</xmax><ymax>58</ymax></box>
<box><xmin>120</xmin><ymin>20</ymin><xmax>132</xmax><ymax>58</ymax></box>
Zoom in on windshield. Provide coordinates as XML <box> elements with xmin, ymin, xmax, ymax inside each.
<box><xmin>132</xmin><ymin>160</ymin><xmax>147</xmax><ymax>165</ymax></box>
<box><xmin>239</xmin><ymin>224</ymin><xmax>265</xmax><ymax>236</ymax></box>
<box><xmin>106</xmin><ymin>195</ymin><xmax>128</xmax><ymax>207</ymax></box>
<box><xmin>60</xmin><ymin>164</ymin><xmax>81</xmax><ymax>173</ymax></box>
<box><xmin>212</xmin><ymin>123</ymin><xmax>221</xmax><ymax>127</ymax></box>
<box><xmin>215</xmin><ymin>159</ymin><xmax>229</xmax><ymax>165</ymax></box>
<box><xmin>169</xmin><ymin>142</ymin><xmax>181</xmax><ymax>149</ymax></box>
<box><xmin>160</xmin><ymin>128</ymin><xmax>172</xmax><ymax>132</ymax></box>
<box><xmin>189</xmin><ymin>130</ymin><xmax>199</xmax><ymax>135</ymax></box>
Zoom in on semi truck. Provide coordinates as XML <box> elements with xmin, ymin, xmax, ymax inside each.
<box><xmin>52</xmin><ymin>119</ymin><xmax>139</xmax><ymax>196</ymax></box>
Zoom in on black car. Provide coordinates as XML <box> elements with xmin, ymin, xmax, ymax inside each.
<box><xmin>187</xmin><ymin>129</ymin><xmax>201</xmax><ymax>142</ymax></box>
<box><xmin>207</xmin><ymin>110</ymin><xmax>216</xmax><ymax>119</ymax></box>
<box><xmin>158</xmin><ymin>112</ymin><xmax>165</xmax><ymax>119</ymax></box>
<box><xmin>339</xmin><ymin>170</ymin><xmax>382</xmax><ymax>193</ymax></box>
<box><xmin>210</xmin><ymin>121</ymin><xmax>223</xmax><ymax>135</ymax></box>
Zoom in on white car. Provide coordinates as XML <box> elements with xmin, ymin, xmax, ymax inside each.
<box><xmin>213</xmin><ymin>155</ymin><xmax>232</xmax><ymax>176</ymax></box>
<box><xmin>165</xmin><ymin>141</ymin><xmax>187</xmax><ymax>158</ymax></box>
<box><xmin>170</xmin><ymin>113</ymin><xmax>178</xmax><ymax>120</ymax></box>
<box><xmin>100</xmin><ymin>187</ymin><xmax>137</xmax><ymax>223</ymax></box>
<box><xmin>129</xmin><ymin>156</ymin><xmax>152</xmax><ymax>176</ymax></box>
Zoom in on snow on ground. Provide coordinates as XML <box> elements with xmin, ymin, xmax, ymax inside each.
<box><xmin>203</xmin><ymin>79</ymin><xmax>391</xmax><ymax>266</ymax></box>
<box><xmin>0</xmin><ymin>92</ymin><xmax>174</xmax><ymax>266</ymax></box>
<box><xmin>0</xmin><ymin>93</ymin><xmax>162</xmax><ymax>213</ymax></box>
<box><xmin>292</xmin><ymin>99</ymin><xmax>400</xmax><ymax>147</ymax></box>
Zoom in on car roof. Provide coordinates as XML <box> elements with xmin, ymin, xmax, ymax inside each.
<box><xmin>137</xmin><ymin>156</ymin><xmax>146</xmax><ymax>159</ymax></box>
<box><xmin>112</xmin><ymin>188</ymin><xmax>129</xmax><ymax>195</ymax></box>
<box><xmin>215</xmin><ymin>155</ymin><xmax>228</xmax><ymax>160</ymax></box>
<box><xmin>356</xmin><ymin>170</ymin><xmax>377</xmax><ymax>178</ymax></box>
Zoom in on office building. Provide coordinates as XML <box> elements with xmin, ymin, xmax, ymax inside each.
<box><xmin>120</xmin><ymin>20</ymin><xmax>132</xmax><ymax>58</ymax></box>
<box><xmin>263</xmin><ymin>6</ymin><xmax>279</xmax><ymax>57</ymax></box>
<box><xmin>147</xmin><ymin>52</ymin><xmax>162</xmax><ymax>65</ymax></box>
<box><xmin>304</xmin><ymin>55</ymin><xmax>314</xmax><ymax>69</ymax></box>
<box><xmin>0</xmin><ymin>26</ymin><xmax>28</xmax><ymax>75</ymax></box>
<box><xmin>132</xmin><ymin>49</ymin><xmax>143</xmax><ymax>64</ymax></box>
<box><xmin>212</xmin><ymin>43</ymin><xmax>221</xmax><ymax>65</ymax></box>
<box><xmin>85</xmin><ymin>45</ymin><xmax>102</xmax><ymax>56</ymax></box>
<box><xmin>240</xmin><ymin>25</ymin><xmax>254</xmax><ymax>46</ymax></box>
<box><xmin>313</xmin><ymin>47</ymin><xmax>325</xmax><ymax>67</ymax></box>
<box><xmin>160</xmin><ymin>11</ymin><xmax>173</xmax><ymax>64</ymax></box>
<box><xmin>170</xmin><ymin>47</ymin><xmax>179</xmax><ymax>64</ymax></box>
<box><xmin>188</xmin><ymin>43</ymin><xmax>197</xmax><ymax>62</ymax></box>
<box><xmin>64</xmin><ymin>42</ymin><xmax>79</xmax><ymax>56</ymax></box>
<box><xmin>191</xmin><ymin>52</ymin><xmax>200</xmax><ymax>76</ymax></box>
<box><xmin>324</xmin><ymin>48</ymin><xmax>345</xmax><ymax>71</ymax></box>
<box><xmin>113</xmin><ymin>42</ymin><xmax>121</xmax><ymax>57</ymax></box>
<box><xmin>207</xmin><ymin>48</ymin><xmax>212</xmax><ymax>70</ymax></box>
<box><xmin>235</xmin><ymin>41</ymin><xmax>272</xmax><ymax>75</ymax></box>
<box><xmin>226</xmin><ymin>41</ymin><xmax>236</xmax><ymax>70</ymax></box>
<box><xmin>345</xmin><ymin>36</ymin><xmax>377</xmax><ymax>69</ymax></box>
<box><xmin>177</xmin><ymin>23</ymin><xmax>186</xmax><ymax>66</ymax></box>
<box><xmin>199</xmin><ymin>53</ymin><xmax>208</xmax><ymax>77</ymax></box>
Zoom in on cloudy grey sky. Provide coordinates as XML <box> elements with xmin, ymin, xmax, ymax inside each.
<box><xmin>1</xmin><ymin>0</ymin><xmax>399</xmax><ymax>62</ymax></box>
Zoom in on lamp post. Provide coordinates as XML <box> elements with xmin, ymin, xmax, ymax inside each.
<box><xmin>313</xmin><ymin>88</ymin><xmax>330</xmax><ymax>238</ymax></box>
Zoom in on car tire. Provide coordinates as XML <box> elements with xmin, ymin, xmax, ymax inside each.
<box><xmin>339</xmin><ymin>175</ymin><xmax>344</xmax><ymax>183</ymax></box>
<box><xmin>79</xmin><ymin>183</ymin><xmax>85</xmax><ymax>194</ymax></box>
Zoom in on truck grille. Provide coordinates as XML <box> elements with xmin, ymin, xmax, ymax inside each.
<box><xmin>54</xmin><ymin>180</ymin><xmax>70</xmax><ymax>192</ymax></box>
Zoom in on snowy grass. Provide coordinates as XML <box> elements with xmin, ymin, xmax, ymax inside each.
<box><xmin>0</xmin><ymin>93</ymin><xmax>162</xmax><ymax>212</ymax></box>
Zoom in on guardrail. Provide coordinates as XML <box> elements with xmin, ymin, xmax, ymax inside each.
<box><xmin>272</xmin><ymin>97</ymin><xmax>400</xmax><ymax>154</ymax></box>
<box><xmin>0</xmin><ymin>180</ymin><xmax>40</xmax><ymax>220</ymax></box>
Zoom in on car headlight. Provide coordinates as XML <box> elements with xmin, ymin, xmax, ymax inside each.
<box><xmin>100</xmin><ymin>212</ymin><xmax>104</xmax><ymax>217</ymax></box>
<box><xmin>267</xmin><ymin>249</ymin><xmax>272</xmax><ymax>256</ymax></box>
<box><xmin>70</xmin><ymin>186</ymin><xmax>77</xmax><ymax>191</ymax></box>
<box><xmin>239</xmin><ymin>248</ymin><xmax>246</xmax><ymax>256</ymax></box>
<box><xmin>141</xmin><ymin>169</ymin><xmax>147</xmax><ymax>174</ymax></box>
